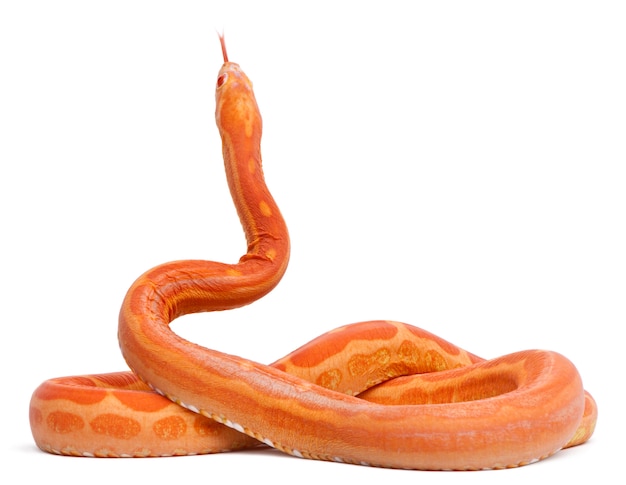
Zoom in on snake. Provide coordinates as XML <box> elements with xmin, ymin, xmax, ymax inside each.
<box><xmin>29</xmin><ymin>36</ymin><xmax>597</xmax><ymax>470</ymax></box>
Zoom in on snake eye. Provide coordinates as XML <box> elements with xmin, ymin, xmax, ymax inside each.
<box><xmin>217</xmin><ymin>73</ymin><xmax>228</xmax><ymax>88</ymax></box>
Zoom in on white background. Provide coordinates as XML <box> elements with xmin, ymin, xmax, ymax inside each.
<box><xmin>1</xmin><ymin>1</ymin><xmax>624</xmax><ymax>483</ymax></box>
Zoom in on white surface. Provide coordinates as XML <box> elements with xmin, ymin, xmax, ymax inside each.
<box><xmin>1</xmin><ymin>1</ymin><xmax>624</xmax><ymax>482</ymax></box>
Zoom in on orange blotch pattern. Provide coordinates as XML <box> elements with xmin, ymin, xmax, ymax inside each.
<box><xmin>153</xmin><ymin>416</ymin><xmax>187</xmax><ymax>440</ymax></box>
<box><xmin>316</xmin><ymin>368</ymin><xmax>343</xmax><ymax>390</ymax></box>
<box><xmin>424</xmin><ymin>349</ymin><xmax>451</xmax><ymax>371</ymax></box>
<box><xmin>398</xmin><ymin>340</ymin><xmax>449</xmax><ymax>372</ymax></box>
<box><xmin>194</xmin><ymin>415</ymin><xmax>220</xmax><ymax>437</ymax></box>
<box><xmin>90</xmin><ymin>414</ymin><xmax>141</xmax><ymax>440</ymax></box>
<box><xmin>348</xmin><ymin>348</ymin><xmax>391</xmax><ymax>377</ymax></box>
<box><xmin>47</xmin><ymin>411</ymin><xmax>85</xmax><ymax>434</ymax></box>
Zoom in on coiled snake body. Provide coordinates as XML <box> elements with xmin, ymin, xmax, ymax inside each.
<box><xmin>29</xmin><ymin>37</ymin><xmax>597</xmax><ymax>470</ymax></box>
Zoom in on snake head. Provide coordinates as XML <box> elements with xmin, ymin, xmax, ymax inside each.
<box><xmin>215</xmin><ymin>37</ymin><xmax>261</xmax><ymax>149</ymax></box>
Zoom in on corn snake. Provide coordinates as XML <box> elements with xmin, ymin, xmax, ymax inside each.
<box><xmin>29</xmin><ymin>36</ymin><xmax>597</xmax><ymax>470</ymax></box>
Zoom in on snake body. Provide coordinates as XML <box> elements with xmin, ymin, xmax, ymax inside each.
<box><xmin>29</xmin><ymin>37</ymin><xmax>597</xmax><ymax>470</ymax></box>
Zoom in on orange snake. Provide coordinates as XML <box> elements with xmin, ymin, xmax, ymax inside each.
<box><xmin>29</xmin><ymin>36</ymin><xmax>597</xmax><ymax>470</ymax></box>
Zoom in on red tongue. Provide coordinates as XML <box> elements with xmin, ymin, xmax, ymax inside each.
<box><xmin>219</xmin><ymin>33</ymin><xmax>229</xmax><ymax>62</ymax></box>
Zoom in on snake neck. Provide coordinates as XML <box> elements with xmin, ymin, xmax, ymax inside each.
<box><xmin>119</xmin><ymin>60</ymin><xmax>289</xmax><ymax>326</ymax></box>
